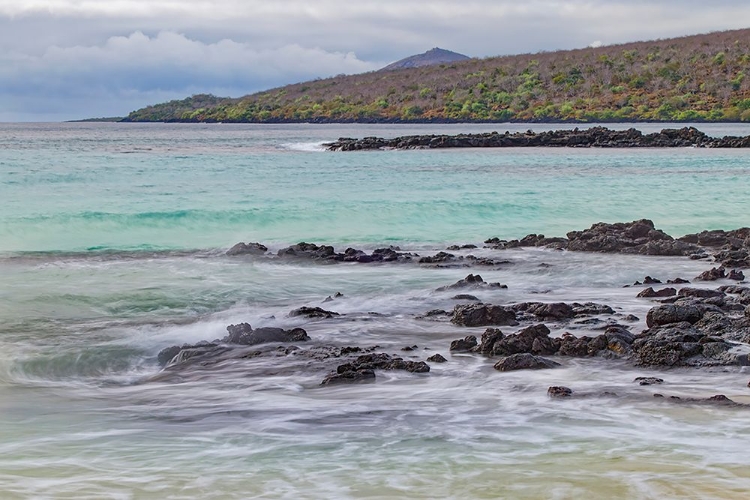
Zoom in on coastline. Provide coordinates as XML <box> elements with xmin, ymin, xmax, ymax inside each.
<box><xmin>157</xmin><ymin>219</ymin><xmax>750</xmax><ymax>394</ymax></box>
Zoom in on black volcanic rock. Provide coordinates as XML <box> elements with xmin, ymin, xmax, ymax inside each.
<box><xmin>325</xmin><ymin>128</ymin><xmax>750</xmax><ymax>152</ymax></box>
<box><xmin>451</xmin><ymin>304</ymin><xmax>518</xmax><ymax>327</ymax></box>
<box><xmin>494</xmin><ymin>353</ymin><xmax>560</xmax><ymax>372</ymax></box>
<box><xmin>226</xmin><ymin>242</ymin><xmax>268</xmax><ymax>256</ymax></box>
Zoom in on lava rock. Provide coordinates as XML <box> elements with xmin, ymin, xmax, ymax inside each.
<box><xmin>635</xmin><ymin>377</ymin><xmax>664</xmax><ymax>386</ymax></box>
<box><xmin>637</xmin><ymin>287</ymin><xmax>677</xmax><ymax>298</ymax></box>
<box><xmin>491</xmin><ymin>324</ymin><xmax>559</xmax><ymax>356</ymax></box>
<box><xmin>321</xmin><ymin>369</ymin><xmax>376</xmax><ymax>386</ymax></box>
<box><xmin>548</xmin><ymin>386</ymin><xmax>573</xmax><ymax>398</ymax></box>
<box><xmin>645</xmin><ymin>304</ymin><xmax>704</xmax><ymax>327</ymax></box>
<box><xmin>436</xmin><ymin>273</ymin><xmax>507</xmax><ymax>291</ymax></box>
<box><xmin>728</xmin><ymin>269</ymin><xmax>746</xmax><ymax>281</ymax></box>
<box><xmin>452</xmin><ymin>294</ymin><xmax>481</xmax><ymax>301</ymax></box>
<box><xmin>289</xmin><ymin>306</ymin><xmax>340</xmax><ymax>319</ymax></box>
<box><xmin>223</xmin><ymin>324</ymin><xmax>310</xmax><ymax>345</ymax></box>
<box><xmin>696</xmin><ymin>267</ymin><xmax>726</xmax><ymax>281</ymax></box>
<box><xmin>450</xmin><ymin>335</ymin><xmax>478</xmax><ymax>352</ymax></box>
<box><xmin>226</xmin><ymin>242</ymin><xmax>268</xmax><ymax>256</ymax></box>
<box><xmin>451</xmin><ymin>304</ymin><xmax>518</xmax><ymax>327</ymax></box>
<box><xmin>494</xmin><ymin>353</ymin><xmax>561</xmax><ymax>371</ymax></box>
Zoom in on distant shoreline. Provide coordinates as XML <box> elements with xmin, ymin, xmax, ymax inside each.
<box><xmin>113</xmin><ymin>117</ymin><xmax>750</xmax><ymax>125</ymax></box>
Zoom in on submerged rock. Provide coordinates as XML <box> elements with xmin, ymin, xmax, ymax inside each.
<box><xmin>289</xmin><ymin>306</ymin><xmax>340</xmax><ymax>319</ymax></box>
<box><xmin>427</xmin><ymin>354</ymin><xmax>447</xmax><ymax>363</ymax></box>
<box><xmin>322</xmin><ymin>353</ymin><xmax>431</xmax><ymax>386</ymax></box>
<box><xmin>635</xmin><ymin>377</ymin><xmax>664</xmax><ymax>386</ymax></box>
<box><xmin>548</xmin><ymin>386</ymin><xmax>573</xmax><ymax>398</ymax></box>
<box><xmin>223</xmin><ymin>323</ymin><xmax>311</xmax><ymax>346</ymax></box>
<box><xmin>226</xmin><ymin>242</ymin><xmax>268</xmax><ymax>256</ymax></box>
<box><xmin>321</xmin><ymin>369</ymin><xmax>376</xmax><ymax>386</ymax></box>
<box><xmin>436</xmin><ymin>273</ymin><xmax>507</xmax><ymax>291</ymax></box>
<box><xmin>157</xmin><ymin>323</ymin><xmax>311</xmax><ymax>368</ymax></box>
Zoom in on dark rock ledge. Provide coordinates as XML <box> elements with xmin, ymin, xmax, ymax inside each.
<box><xmin>324</xmin><ymin>127</ymin><xmax>750</xmax><ymax>151</ymax></box>
<box><xmin>227</xmin><ymin>220</ymin><xmax>750</xmax><ymax>273</ymax></box>
<box><xmin>486</xmin><ymin>219</ymin><xmax>750</xmax><ymax>270</ymax></box>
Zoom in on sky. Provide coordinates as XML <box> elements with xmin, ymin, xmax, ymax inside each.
<box><xmin>1</xmin><ymin>0</ymin><xmax>749</xmax><ymax>121</ymax></box>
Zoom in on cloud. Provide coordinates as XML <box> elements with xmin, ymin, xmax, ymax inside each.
<box><xmin>1</xmin><ymin>0</ymin><xmax>750</xmax><ymax>119</ymax></box>
<box><xmin>0</xmin><ymin>31</ymin><xmax>381</xmax><ymax>120</ymax></box>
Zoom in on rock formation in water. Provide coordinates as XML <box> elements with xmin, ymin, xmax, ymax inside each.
<box><xmin>325</xmin><ymin>127</ymin><xmax>750</xmax><ymax>151</ymax></box>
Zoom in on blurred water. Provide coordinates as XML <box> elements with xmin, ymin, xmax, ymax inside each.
<box><xmin>1</xmin><ymin>123</ymin><xmax>750</xmax><ymax>499</ymax></box>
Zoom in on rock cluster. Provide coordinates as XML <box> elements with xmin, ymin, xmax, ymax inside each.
<box><xmin>436</xmin><ymin>273</ymin><xmax>507</xmax><ymax>292</ymax></box>
<box><xmin>277</xmin><ymin>243</ymin><xmax>415</xmax><ymax>263</ymax></box>
<box><xmin>324</xmin><ymin>127</ymin><xmax>750</xmax><ymax>151</ymax></box>
<box><xmin>487</xmin><ymin>219</ymin><xmax>750</xmax><ymax>270</ymax></box>
<box><xmin>487</xmin><ymin>219</ymin><xmax>703</xmax><ymax>257</ymax></box>
<box><xmin>157</xmin><ymin>323</ymin><xmax>311</xmax><ymax>367</ymax></box>
<box><xmin>321</xmin><ymin>353</ymin><xmax>430</xmax><ymax>386</ymax></box>
<box><xmin>449</xmin><ymin>323</ymin><xmax>636</xmax><ymax>370</ymax></box>
<box><xmin>633</xmin><ymin>286</ymin><xmax>750</xmax><ymax>366</ymax></box>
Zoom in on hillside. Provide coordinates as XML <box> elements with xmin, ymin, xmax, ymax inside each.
<box><xmin>380</xmin><ymin>48</ymin><xmax>470</xmax><ymax>71</ymax></box>
<box><xmin>123</xmin><ymin>29</ymin><xmax>750</xmax><ymax>123</ymax></box>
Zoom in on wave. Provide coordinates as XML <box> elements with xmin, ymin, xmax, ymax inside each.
<box><xmin>279</xmin><ymin>141</ymin><xmax>327</xmax><ymax>152</ymax></box>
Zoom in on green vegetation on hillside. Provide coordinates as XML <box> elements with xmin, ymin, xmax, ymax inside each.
<box><xmin>124</xmin><ymin>29</ymin><xmax>750</xmax><ymax>123</ymax></box>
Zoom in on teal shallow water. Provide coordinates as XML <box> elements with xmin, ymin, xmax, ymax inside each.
<box><xmin>2</xmin><ymin>123</ymin><xmax>750</xmax><ymax>252</ymax></box>
<box><xmin>2</xmin><ymin>123</ymin><xmax>750</xmax><ymax>499</ymax></box>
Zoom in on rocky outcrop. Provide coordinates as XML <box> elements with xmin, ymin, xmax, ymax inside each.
<box><xmin>226</xmin><ymin>242</ymin><xmax>268</xmax><ymax>256</ymax></box>
<box><xmin>512</xmin><ymin>301</ymin><xmax>614</xmax><ymax>320</ymax></box>
<box><xmin>436</xmin><ymin>273</ymin><xmax>507</xmax><ymax>291</ymax></box>
<box><xmin>565</xmin><ymin>219</ymin><xmax>702</xmax><ymax>256</ymax></box>
<box><xmin>451</xmin><ymin>304</ymin><xmax>518</xmax><ymax>327</ymax></box>
<box><xmin>156</xmin><ymin>323</ymin><xmax>310</xmax><ymax>367</ymax></box>
<box><xmin>322</xmin><ymin>353</ymin><xmax>430</xmax><ymax>385</ymax></box>
<box><xmin>289</xmin><ymin>306</ymin><xmax>340</xmax><ymax>319</ymax></box>
<box><xmin>325</xmin><ymin>127</ymin><xmax>750</xmax><ymax>151</ymax></box>
<box><xmin>637</xmin><ymin>287</ymin><xmax>677</xmax><ymax>298</ymax></box>
<box><xmin>633</xmin><ymin>288</ymin><xmax>750</xmax><ymax>366</ymax></box>
<box><xmin>548</xmin><ymin>386</ymin><xmax>573</xmax><ymax>398</ymax></box>
<box><xmin>646</xmin><ymin>304</ymin><xmax>705</xmax><ymax>327</ymax></box>
<box><xmin>493</xmin><ymin>353</ymin><xmax>560</xmax><ymax>371</ymax></box>
<box><xmin>450</xmin><ymin>335</ymin><xmax>478</xmax><ymax>352</ymax></box>
<box><xmin>275</xmin><ymin>242</ymin><xmax>416</xmax><ymax>263</ymax></box>
<box><xmin>679</xmin><ymin>228</ymin><xmax>750</xmax><ymax>269</ymax></box>
<box><xmin>486</xmin><ymin>219</ymin><xmax>750</xmax><ymax>267</ymax></box>
<box><xmin>454</xmin><ymin>323</ymin><xmax>635</xmax><ymax>361</ymax></box>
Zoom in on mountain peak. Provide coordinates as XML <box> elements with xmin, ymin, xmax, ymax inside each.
<box><xmin>380</xmin><ymin>48</ymin><xmax>470</xmax><ymax>71</ymax></box>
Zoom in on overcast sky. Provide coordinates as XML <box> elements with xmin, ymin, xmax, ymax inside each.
<box><xmin>1</xmin><ymin>0</ymin><xmax>748</xmax><ymax>121</ymax></box>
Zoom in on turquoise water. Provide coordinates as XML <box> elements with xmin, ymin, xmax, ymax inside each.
<box><xmin>2</xmin><ymin>123</ymin><xmax>750</xmax><ymax>499</ymax></box>
<box><xmin>2</xmin><ymin>123</ymin><xmax>749</xmax><ymax>253</ymax></box>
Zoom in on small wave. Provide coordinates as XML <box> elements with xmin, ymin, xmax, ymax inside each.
<box><xmin>3</xmin><ymin>345</ymin><xmax>155</xmax><ymax>386</ymax></box>
<box><xmin>280</xmin><ymin>141</ymin><xmax>327</xmax><ymax>152</ymax></box>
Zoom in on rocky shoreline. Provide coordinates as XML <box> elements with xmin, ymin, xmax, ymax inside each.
<box><xmin>324</xmin><ymin>126</ymin><xmax>750</xmax><ymax>151</ymax></box>
<box><xmin>152</xmin><ymin>220</ymin><xmax>750</xmax><ymax>405</ymax></box>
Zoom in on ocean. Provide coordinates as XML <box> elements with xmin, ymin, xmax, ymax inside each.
<box><xmin>1</xmin><ymin>122</ymin><xmax>750</xmax><ymax>499</ymax></box>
